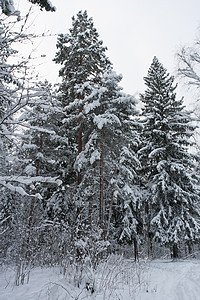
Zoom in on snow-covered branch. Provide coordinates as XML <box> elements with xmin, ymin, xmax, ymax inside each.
<box><xmin>0</xmin><ymin>176</ymin><xmax>62</xmax><ymax>197</ymax></box>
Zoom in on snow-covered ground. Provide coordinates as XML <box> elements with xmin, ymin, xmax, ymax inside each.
<box><xmin>137</xmin><ymin>260</ymin><xmax>200</xmax><ymax>300</ymax></box>
<box><xmin>0</xmin><ymin>258</ymin><xmax>200</xmax><ymax>299</ymax></box>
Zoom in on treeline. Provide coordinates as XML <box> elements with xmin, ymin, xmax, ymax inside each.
<box><xmin>0</xmin><ymin>10</ymin><xmax>200</xmax><ymax>284</ymax></box>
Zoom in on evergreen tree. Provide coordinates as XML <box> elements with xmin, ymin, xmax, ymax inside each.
<box><xmin>54</xmin><ymin>10</ymin><xmax>110</xmax><ymax>89</ymax></box>
<box><xmin>77</xmin><ymin>69</ymin><xmax>140</xmax><ymax>229</ymax></box>
<box><xmin>139</xmin><ymin>56</ymin><xmax>200</xmax><ymax>259</ymax></box>
<box><xmin>53</xmin><ymin>11</ymin><xmax>112</xmax><ymax>264</ymax></box>
<box><xmin>53</xmin><ymin>10</ymin><xmax>111</xmax><ymax>204</ymax></box>
<box><xmin>53</xmin><ymin>11</ymin><xmax>140</xmax><ymax>262</ymax></box>
<box><xmin>54</xmin><ymin>10</ymin><xmax>111</xmax><ymax>185</ymax></box>
<box><xmin>91</xmin><ymin>71</ymin><xmax>141</xmax><ymax>258</ymax></box>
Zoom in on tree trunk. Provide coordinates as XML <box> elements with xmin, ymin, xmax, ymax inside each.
<box><xmin>187</xmin><ymin>241</ymin><xmax>193</xmax><ymax>255</ymax></box>
<box><xmin>78</xmin><ymin>54</ymin><xmax>83</xmax><ymax>185</ymax></box>
<box><xmin>106</xmin><ymin>190</ymin><xmax>114</xmax><ymax>239</ymax></box>
<box><xmin>172</xmin><ymin>244</ymin><xmax>179</xmax><ymax>260</ymax></box>
<box><xmin>134</xmin><ymin>237</ymin><xmax>139</xmax><ymax>262</ymax></box>
<box><xmin>78</xmin><ymin>103</ymin><xmax>82</xmax><ymax>185</ymax></box>
<box><xmin>29</xmin><ymin>131</ymin><xmax>43</xmax><ymax>227</ymax></box>
<box><xmin>147</xmin><ymin>232</ymin><xmax>153</xmax><ymax>258</ymax></box>
<box><xmin>99</xmin><ymin>129</ymin><xmax>104</xmax><ymax>225</ymax></box>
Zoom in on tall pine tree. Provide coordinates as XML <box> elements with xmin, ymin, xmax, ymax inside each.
<box><xmin>139</xmin><ymin>56</ymin><xmax>200</xmax><ymax>259</ymax></box>
<box><xmin>53</xmin><ymin>11</ymin><xmax>140</xmax><ymax>263</ymax></box>
<box><xmin>54</xmin><ymin>10</ymin><xmax>111</xmax><ymax>185</ymax></box>
<box><xmin>53</xmin><ymin>10</ymin><xmax>112</xmax><ymax>264</ymax></box>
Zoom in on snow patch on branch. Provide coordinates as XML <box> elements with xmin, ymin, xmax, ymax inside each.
<box><xmin>0</xmin><ymin>175</ymin><xmax>62</xmax><ymax>197</ymax></box>
<box><xmin>0</xmin><ymin>0</ymin><xmax>20</xmax><ymax>19</ymax></box>
<box><xmin>0</xmin><ymin>175</ymin><xmax>62</xmax><ymax>185</ymax></box>
<box><xmin>93</xmin><ymin>113</ymin><xmax>121</xmax><ymax>129</ymax></box>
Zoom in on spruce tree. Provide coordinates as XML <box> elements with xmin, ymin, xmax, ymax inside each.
<box><xmin>139</xmin><ymin>56</ymin><xmax>200</xmax><ymax>259</ymax></box>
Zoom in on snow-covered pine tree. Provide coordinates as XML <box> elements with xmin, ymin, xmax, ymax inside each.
<box><xmin>54</xmin><ymin>10</ymin><xmax>111</xmax><ymax>178</ymax></box>
<box><xmin>96</xmin><ymin>71</ymin><xmax>142</xmax><ymax>259</ymax></box>
<box><xmin>74</xmin><ymin>69</ymin><xmax>141</xmax><ymax>259</ymax></box>
<box><xmin>53</xmin><ymin>11</ymin><xmax>112</xmax><ymax>264</ymax></box>
<box><xmin>139</xmin><ymin>56</ymin><xmax>200</xmax><ymax>259</ymax></box>
<box><xmin>53</xmin><ymin>11</ymin><xmax>110</xmax><ymax>207</ymax></box>
<box><xmin>53</xmin><ymin>11</ymin><xmax>141</xmax><ymax>262</ymax></box>
<box><xmin>53</xmin><ymin>10</ymin><xmax>111</xmax><ymax>185</ymax></box>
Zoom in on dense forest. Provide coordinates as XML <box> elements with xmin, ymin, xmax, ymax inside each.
<box><xmin>0</xmin><ymin>6</ymin><xmax>200</xmax><ymax>288</ymax></box>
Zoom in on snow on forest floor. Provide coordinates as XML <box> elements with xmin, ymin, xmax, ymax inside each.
<box><xmin>1</xmin><ymin>258</ymin><xmax>200</xmax><ymax>299</ymax></box>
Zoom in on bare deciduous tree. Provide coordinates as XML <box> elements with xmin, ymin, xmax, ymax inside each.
<box><xmin>178</xmin><ymin>38</ymin><xmax>200</xmax><ymax>91</ymax></box>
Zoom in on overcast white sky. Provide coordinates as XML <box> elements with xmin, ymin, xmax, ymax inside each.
<box><xmin>16</xmin><ymin>0</ymin><xmax>200</xmax><ymax>102</ymax></box>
